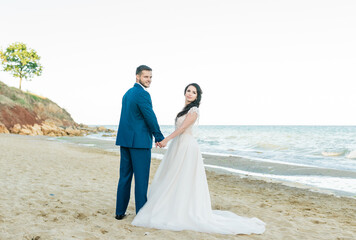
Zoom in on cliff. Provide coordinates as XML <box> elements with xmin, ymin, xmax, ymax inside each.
<box><xmin>0</xmin><ymin>80</ymin><xmax>87</xmax><ymax>136</ymax></box>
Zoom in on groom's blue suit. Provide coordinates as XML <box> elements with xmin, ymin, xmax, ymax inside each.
<box><xmin>115</xmin><ymin>83</ymin><xmax>164</xmax><ymax>215</ymax></box>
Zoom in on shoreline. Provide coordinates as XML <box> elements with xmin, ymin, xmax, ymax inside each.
<box><xmin>151</xmin><ymin>144</ymin><xmax>356</xmax><ymax>198</ymax></box>
<box><xmin>53</xmin><ymin>134</ymin><xmax>356</xmax><ymax>197</ymax></box>
<box><xmin>152</xmin><ymin>146</ymin><xmax>356</xmax><ymax>178</ymax></box>
<box><xmin>1</xmin><ymin>134</ymin><xmax>355</xmax><ymax>239</ymax></box>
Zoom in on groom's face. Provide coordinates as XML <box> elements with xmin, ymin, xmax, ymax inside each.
<box><xmin>136</xmin><ymin>70</ymin><xmax>152</xmax><ymax>88</ymax></box>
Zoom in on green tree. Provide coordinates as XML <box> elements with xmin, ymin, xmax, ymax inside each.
<box><xmin>0</xmin><ymin>42</ymin><xmax>43</xmax><ymax>90</ymax></box>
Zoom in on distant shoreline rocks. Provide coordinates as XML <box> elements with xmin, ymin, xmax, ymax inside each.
<box><xmin>0</xmin><ymin>121</ymin><xmax>115</xmax><ymax>137</ymax></box>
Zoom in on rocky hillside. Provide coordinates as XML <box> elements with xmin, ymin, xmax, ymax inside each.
<box><xmin>0</xmin><ymin>81</ymin><xmax>111</xmax><ymax>136</ymax></box>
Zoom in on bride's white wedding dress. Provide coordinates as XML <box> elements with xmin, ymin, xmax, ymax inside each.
<box><xmin>132</xmin><ymin>107</ymin><xmax>265</xmax><ymax>235</ymax></box>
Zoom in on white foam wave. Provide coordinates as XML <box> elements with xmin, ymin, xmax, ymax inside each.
<box><xmin>225</xmin><ymin>136</ymin><xmax>237</xmax><ymax>140</ymax></box>
<box><xmin>255</xmin><ymin>142</ymin><xmax>288</xmax><ymax>150</ymax></box>
<box><xmin>322</xmin><ymin>151</ymin><xmax>344</xmax><ymax>157</ymax></box>
<box><xmin>346</xmin><ymin>150</ymin><xmax>356</xmax><ymax>159</ymax></box>
<box><xmin>201</xmin><ymin>151</ymin><xmax>319</xmax><ymax>168</ymax></box>
<box><xmin>152</xmin><ymin>153</ymin><xmax>164</xmax><ymax>160</ymax></box>
<box><xmin>86</xmin><ymin>135</ymin><xmax>115</xmax><ymax>142</ymax></box>
<box><xmin>205</xmin><ymin>164</ymin><xmax>356</xmax><ymax>195</ymax></box>
<box><xmin>78</xmin><ymin>143</ymin><xmax>96</xmax><ymax>147</ymax></box>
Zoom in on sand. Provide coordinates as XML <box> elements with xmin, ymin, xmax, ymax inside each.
<box><xmin>0</xmin><ymin>134</ymin><xmax>355</xmax><ymax>240</ymax></box>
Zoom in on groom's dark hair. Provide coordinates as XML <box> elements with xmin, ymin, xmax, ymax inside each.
<box><xmin>136</xmin><ymin>65</ymin><xmax>152</xmax><ymax>75</ymax></box>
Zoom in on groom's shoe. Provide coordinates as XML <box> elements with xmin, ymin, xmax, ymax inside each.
<box><xmin>115</xmin><ymin>214</ymin><xmax>126</xmax><ymax>220</ymax></box>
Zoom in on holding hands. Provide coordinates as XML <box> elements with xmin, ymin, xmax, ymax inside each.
<box><xmin>156</xmin><ymin>138</ymin><xmax>168</xmax><ymax>148</ymax></box>
<box><xmin>155</xmin><ymin>109</ymin><xmax>199</xmax><ymax>149</ymax></box>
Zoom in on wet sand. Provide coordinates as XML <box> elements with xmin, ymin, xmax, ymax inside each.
<box><xmin>0</xmin><ymin>134</ymin><xmax>355</xmax><ymax>239</ymax></box>
<box><xmin>153</xmin><ymin>147</ymin><xmax>356</xmax><ymax>178</ymax></box>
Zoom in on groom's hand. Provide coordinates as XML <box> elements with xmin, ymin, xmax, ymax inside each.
<box><xmin>159</xmin><ymin>138</ymin><xmax>167</xmax><ymax>148</ymax></box>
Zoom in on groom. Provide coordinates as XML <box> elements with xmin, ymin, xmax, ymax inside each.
<box><xmin>115</xmin><ymin>65</ymin><xmax>165</xmax><ymax>220</ymax></box>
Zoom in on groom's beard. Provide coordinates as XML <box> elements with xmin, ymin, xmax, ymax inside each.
<box><xmin>139</xmin><ymin>79</ymin><xmax>150</xmax><ymax>88</ymax></box>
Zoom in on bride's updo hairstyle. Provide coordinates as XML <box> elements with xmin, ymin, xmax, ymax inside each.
<box><xmin>176</xmin><ymin>83</ymin><xmax>202</xmax><ymax>120</ymax></box>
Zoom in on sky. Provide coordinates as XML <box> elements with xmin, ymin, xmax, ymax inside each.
<box><xmin>0</xmin><ymin>0</ymin><xmax>355</xmax><ymax>125</ymax></box>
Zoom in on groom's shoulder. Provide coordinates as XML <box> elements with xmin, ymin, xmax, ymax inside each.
<box><xmin>127</xmin><ymin>84</ymin><xmax>150</xmax><ymax>100</ymax></box>
<box><xmin>127</xmin><ymin>84</ymin><xmax>142</xmax><ymax>94</ymax></box>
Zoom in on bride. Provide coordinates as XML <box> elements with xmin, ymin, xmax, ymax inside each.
<box><xmin>132</xmin><ymin>83</ymin><xmax>266</xmax><ymax>235</ymax></box>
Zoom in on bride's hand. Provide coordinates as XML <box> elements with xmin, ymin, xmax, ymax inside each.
<box><xmin>159</xmin><ymin>138</ymin><xmax>168</xmax><ymax>148</ymax></box>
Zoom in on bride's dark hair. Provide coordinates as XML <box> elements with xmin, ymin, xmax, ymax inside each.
<box><xmin>176</xmin><ymin>83</ymin><xmax>203</xmax><ymax>120</ymax></box>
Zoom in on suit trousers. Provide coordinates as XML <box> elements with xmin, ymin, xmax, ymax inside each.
<box><xmin>116</xmin><ymin>147</ymin><xmax>151</xmax><ymax>215</ymax></box>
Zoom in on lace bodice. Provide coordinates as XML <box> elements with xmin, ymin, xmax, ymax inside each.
<box><xmin>175</xmin><ymin>107</ymin><xmax>199</xmax><ymax>135</ymax></box>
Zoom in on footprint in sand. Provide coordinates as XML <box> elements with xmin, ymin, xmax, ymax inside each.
<box><xmin>38</xmin><ymin>211</ymin><xmax>48</xmax><ymax>217</ymax></box>
<box><xmin>259</xmin><ymin>203</ymin><xmax>272</xmax><ymax>208</ymax></box>
<box><xmin>60</xmin><ymin>209</ymin><xmax>68</xmax><ymax>213</ymax></box>
<box><xmin>74</xmin><ymin>212</ymin><xmax>87</xmax><ymax>220</ymax></box>
<box><xmin>96</xmin><ymin>209</ymin><xmax>107</xmax><ymax>215</ymax></box>
<box><xmin>311</xmin><ymin>219</ymin><xmax>326</xmax><ymax>224</ymax></box>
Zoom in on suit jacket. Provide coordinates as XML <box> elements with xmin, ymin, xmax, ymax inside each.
<box><xmin>116</xmin><ymin>83</ymin><xmax>164</xmax><ymax>149</ymax></box>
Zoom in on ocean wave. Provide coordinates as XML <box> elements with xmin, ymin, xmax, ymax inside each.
<box><xmin>83</xmin><ymin>125</ymin><xmax>356</xmax><ymax>172</ymax></box>
<box><xmin>197</xmin><ymin>139</ymin><xmax>220</xmax><ymax>145</ymax></box>
<box><xmin>346</xmin><ymin>150</ymin><xmax>356</xmax><ymax>159</ymax></box>
<box><xmin>86</xmin><ymin>135</ymin><xmax>115</xmax><ymax>142</ymax></box>
<box><xmin>152</xmin><ymin>153</ymin><xmax>164</xmax><ymax>160</ymax></box>
<box><xmin>204</xmin><ymin>164</ymin><xmax>356</xmax><ymax>195</ymax></box>
<box><xmin>321</xmin><ymin>151</ymin><xmax>345</xmax><ymax>157</ymax></box>
<box><xmin>78</xmin><ymin>143</ymin><xmax>96</xmax><ymax>147</ymax></box>
<box><xmin>225</xmin><ymin>136</ymin><xmax>237</xmax><ymax>140</ymax></box>
<box><xmin>201</xmin><ymin>151</ymin><xmax>319</xmax><ymax>168</ymax></box>
<box><xmin>254</xmin><ymin>142</ymin><xmax>288</xmax><ymax>151</ymax></box>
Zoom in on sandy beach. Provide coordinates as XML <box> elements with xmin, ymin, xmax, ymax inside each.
<box><xmin>0</xmin><ymin>134</ymin><xmax>355</xmax><ymax>240</ymax></box>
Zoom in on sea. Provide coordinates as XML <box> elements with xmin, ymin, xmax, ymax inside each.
<box><xmin>54</xmin><ymin>125</ymin><xmax>356</xmax><ymax>197</ymax></box>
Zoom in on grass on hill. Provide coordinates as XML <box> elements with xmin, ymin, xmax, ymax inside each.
<box><xmin>0</xmin><ymin>80</ymin><xmax>75</xmax><ymax>124</ymax></box>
